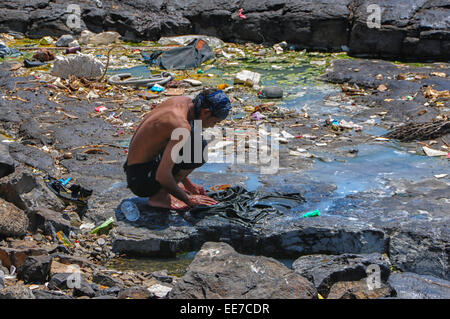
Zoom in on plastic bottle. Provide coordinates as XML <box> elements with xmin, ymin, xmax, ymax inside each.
<box><xmin>120</xmin><ymin>201</ymin><xmax>140</xmax><ymax>222</ymax></box>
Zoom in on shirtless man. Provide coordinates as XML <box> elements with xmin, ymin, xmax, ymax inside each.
<box><xmin>123</xmin><ymin>88</ymin><xmax>231</xmax><ymax>210</ymax></box>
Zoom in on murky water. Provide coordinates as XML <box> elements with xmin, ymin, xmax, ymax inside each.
<box><xmin>108</xmin><ymin>56</ymin><xmax>448</xmax><ymax>274</ymax></box>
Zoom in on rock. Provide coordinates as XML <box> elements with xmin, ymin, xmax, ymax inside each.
<box><xmin>92</xmin><ymin>271</ymin><xmax>124</xmax><ymax>288</ymax></box>
<box><xmin>292</xmin><ymin>253</ymin><xmax>391</xmax><ymax>297</ymax></box>
<box><xmin>27</xmin><ymin>208</ymin><xmax>74</xmax><ymax>236</ymax></box>
<box><xmin>0</xmin><ymin>198</ymin><xmax>28</xmax><ymax>238</ymax></box>
<box><xmin>55</xmin><ymin>35</ymin><xmax>74</xmax><ymax>47</ymax></box>
<box><xmin>327</xmin><ymin>278</ymin><xmax>395</xmax><ymax>299</ymax></box>
<box><xmin>82</xmin><ymin>31</ymin><xmax>120</xmax><ymax>46</ymax></box>
<box><xmin>158</xmin><ymin>35</ymin><xmax>225</xmax><ymax>48</ymax></box>
<box><xmin>260</xmin><ymin>86</ymin><xmax>283</xmax><ymax>99</ymax></box>
<box><xmin>48</xmin><ymin>272</ymin><xmax>95</xmax><ymax>297</ymax></box>
<box><xmin>148</xmin><ymin>283</ymin><xmax>172</xmax><ymax>299</ymax></box>
<box><xmin>117</xmin><ymin>286</ymin><xmax>152</xmax><ymax>299</ymax></box>
<box><xmin>152</xmin><ymin>270</ymin><xmax>173</xmax><ymax>283</ymax></box>
<box><xmin>0</xmin><ymin>142</ymin><xmax>14</xmax><ymax>178</ymax></box>
<box><xmin>33</xmin><ymin>289</ymin><xmax>73</xmax><ymax>299</ymax></box>
<box><xmin>183</xmin><ymin>79</ymin><xmax>202</xmax><ymax>86</ymax></box>
<box><xmin>0</xmin><ymin>168</ymin><xmax>65</xmax><ymax>212</ymax></box>
<box><xmin>51</xmin><ymin>53</ymin><xmax>105</xmax><ymax>80</ymax></box>
<box><xmin>0</xmin><ymin>276</ymin><xmax>4</xmax><ymax>289</ymax></box>
<box><xmin>8</xmin><ymin>143</ymin><xmax>54</xmax><ymax>173</ymax></box>
<box><xmin>388</xmin><ymin>272</ymin><xmax>450</xmax><ymax>299</ymax></box>
<box><xmin>96</xmin><ymin>238</ymin><xmax>106</xmax><ymax>246</ymax></box>
<box><xmin>0</xmin><ymin>246</ymin><xmax>48</xmax><ymax>269</ymax></box>
<box><xmin>0</xmin><ymin>285</ymin><xmax>35</xmax><ymax>299</ymax></box>
<box><xmin>17</xmin><ymin>255</ymin><xmax>52</xmax><ymax>284</ymax></box>
<box><xmin>389</xmin><ymin>220</ymin><xmax>449</xmax><ymax>280</ymax></box>
<box><xmin>168</xmin><ymin>242</ymin><xmax>317</xmax><ymax>299</ymax></box>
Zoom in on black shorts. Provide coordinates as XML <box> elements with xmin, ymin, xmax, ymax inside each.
<box><xmin>124</xmin><ymin>137</ymin><xmax>208</xmax><ymax>198</ymax></box>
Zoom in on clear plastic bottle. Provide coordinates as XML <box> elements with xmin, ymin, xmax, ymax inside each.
<box><xmin>120</xmin><ymin>200</ymin><xmax>140</xmax><ymax>221</ymax></box>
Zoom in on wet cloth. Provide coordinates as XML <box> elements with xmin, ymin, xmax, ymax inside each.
<box><xmin>0</xmin><ymin>42</ymin><xmax>20</xmax><ymax>58</ymax></box>
<box><xmin>124</xmin><ymin>132</ymin><xmax>208</xmax><ymax>198</ymax></box>
<box><xmin>190</xmin><ymin>185</ymin><xmax>306</xmax><ymax>227</ymax></box>
<box><xmin>144</xmin><ymin>39</ymin><xmax>215</xmax><ymax>70</ymax></box>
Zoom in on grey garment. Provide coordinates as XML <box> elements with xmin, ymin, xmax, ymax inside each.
<box><xmin>155</xmin><ymin>39</ymin><xmax>215</xmax><ymax>70</ymax></box>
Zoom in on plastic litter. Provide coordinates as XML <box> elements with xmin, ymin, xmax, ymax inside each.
<box><xmin>301</xmin><ymin>210</ymin><xmax>320</xmax><ymax>218</ymax></box>
<box><xmin>158</xmin><ymin>35</ymin><xmax>225</xmax><ymax>48</ymax></box>
<box><xmin>90</xmin><ymin>217</ymin><xmax>115</xmax><ymax>235</ymax></box>
<box><xmin>234</xmin><ymin>70</ymin><xmax>261</xmax><ymax>86</ymax></box>
<box><xmin>108</xmin><ymin>72</ymin><xmax>174</xmax><ymax>88</ymax></box>
<box><xmin>150</xmin><ymin>83</ymin><xmax>165</xmax><ymax>92</ymax></box>
<box><xmin>56</xmin><ymin>230</ymin><xmax>72</xmax><ymax>247</ymax></box>
<box><xmin>259</xmin><ymin>86</ymin><xmax>283</xmax><ymax>99</ymax></box>
<box><xmin>120</xmin><ymin>200</ymin><xmax>140</xmax><ymax>222</ymax></box>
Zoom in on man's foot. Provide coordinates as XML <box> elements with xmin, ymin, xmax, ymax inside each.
<box><xmin>148</xmin><ymin>194</ymin><xmax>190</xmax><ymax>211</ymax></box>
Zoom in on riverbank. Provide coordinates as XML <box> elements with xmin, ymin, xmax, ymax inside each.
<box><xmin>0</xmin><ymin>33</ymin><xmax>449</xmax><ymax>299</ymax></box>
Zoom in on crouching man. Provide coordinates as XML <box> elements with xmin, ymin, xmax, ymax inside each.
<box><xmin>124</xmin><ymin>89</ymin><xmax>231</xmax><ymax>211</ymax></box>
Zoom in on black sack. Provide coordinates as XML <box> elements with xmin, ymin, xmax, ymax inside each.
<box><xmin>154</xmin><ymin>38</ymin><xmax>215</xmax><ymax>70</ymax></box>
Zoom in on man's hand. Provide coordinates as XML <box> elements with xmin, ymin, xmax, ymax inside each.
<box><xmin>184</xmin><ymin>182</ymin><xmax>206</xmax><ymax>195</ymax></box>
<box><xmin>186</xmin><ymin>194</ymin><xmax>218</xmax><ymax>208</ymax></box>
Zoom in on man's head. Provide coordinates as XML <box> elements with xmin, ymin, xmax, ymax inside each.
<box><xmin>193</xmin><ymin>89</ymin><xmax>231</xmax><ymax>128</ymax></box>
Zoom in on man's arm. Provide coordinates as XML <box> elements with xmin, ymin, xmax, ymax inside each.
<box><xmin>155</xmin><ymin>137</ymin><xmax>194</xmax><ymax>207</ymax></box>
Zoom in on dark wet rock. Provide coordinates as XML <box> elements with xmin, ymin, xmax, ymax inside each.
<box><xmin>17</xmin><ymin>255</ymin><xmax>52</xmax><ymax>284</ymax></box>
<box><xmin>168</xmin><ymin>242</ymin><xmax>317</xmax><ymax>299</ymax></box>
<box><xmin>0</xmin><ymin>168</ymin><xmax>65</xmax><ymax>212</ymax></box>
<box><xmin>8</xmin><ymin>143</ymin><xmax>54</xmax><ymax>173</ymax></box>
<box><xmin>0</xmin><ymin>246</ymin><xmax>48</xmax><ymax>269</ymax></box>
<box><xmin>117</xmin><ymin>286</ymin><xmax>152</xmax><ymax>299</ymax></box>
<box><xmin>0</xmin><ymin>277</ymin><xmax>4</xmax><ymax>289</ymax></box>
<box><xmin>389</xmin><ymin>220</ymin><xmax>449</xmax><ymax>280</ymax></box>
<box><xmin>19</xmin><ymin>118</ymin><xmax>54</xmax><ymax>146</ymax></box>
<box><xmin>0</xmin><ymin>143</ymin><xmax>15</xmax><ymax>179</ymax></box>
<box><xmin>292</xmin><ymin>253</ymin><xmax>391</xmax><ymax>297</ymax></box>
<box><xmin>0</xmin><ymin>0</ymin><xmax>449</xmax><ymax>60</ymax></box>
<box><xmin>257</xmin><ymin>215</ymin><xmax>388</xmax><ymax>258</ymax></box>
<box><xmin>33</xmin><ymin>289</ymin><xmax>73</xmax><ymax>299</ymax></box>
<box><xmin>73</xmin><ymin>281</ymin><xmax>96</xmax><ymax>298</ymax></box>
<box><xmin>0</xmin><ymin>198</ymin><xmax>28</xmax><ymax>238</ymax></box>
<box><xmin>0</xmin><ymin>285</ymin><xmax>35</xmax><ymax>299</ymax></box>
<box><xmin>327</xmin><ymin>278</ymin><xmax>395</xmax><ymax>299</ymax></box>
<box><xmin>92</xmin><ymin>271</ymin><xmax>124</xmax><ymax>288</ymax></box>
<box><xmin>27</xmin><ymin>208</ymin><xmax>74</xmax><ymax>236</ymax></box>
<box><xmin>97</xmin><ymin>286</ymin><xmax>121</xmax><ymax>297</ymax></box>
<box><xmin>388</xmin><ymin>272</ymin><xmax>450</xmax><ymax>299</ymax></box>
<box><xmin>321</xmin><ymin>59</ymin><xmax>450</xmax><ymax>123</ymax></box>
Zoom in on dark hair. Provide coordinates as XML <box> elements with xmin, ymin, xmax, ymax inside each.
<box><xmin>193</xmin><ymin>88</ymin><xmax>219</xmax><ymax>118</ymax></box>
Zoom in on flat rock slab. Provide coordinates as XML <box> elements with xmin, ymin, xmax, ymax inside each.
<box><xmin>389</xmin><ymin>220</ymin><xmax>450</xmax><ymax>280</ymax></box>
<box><xmin>292</xmin><ymin>253</ymin><xmax>391</xmax><ymax>297</ymax></box>
<box><xmin>388</xmin><ymin>272</ymin><xmax>450</xmax><ymax>299</ymax></box>
<box><xmin>168</xmin><ymin>242</ymin><xmax>317</xmax><ymax>299</ymax></box>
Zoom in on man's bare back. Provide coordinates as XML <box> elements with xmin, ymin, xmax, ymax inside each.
<box><xmin>127</xmin><ymin>96</ymin><xmax>193</xmax><ymax>166</ymax></box>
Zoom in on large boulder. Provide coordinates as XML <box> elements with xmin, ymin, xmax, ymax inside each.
<box><xmin>0</xmin><ymin>198</ymin><xmax>28</xmax><ymax>238</ymax></box>
<box><xmin>292</xmin><ymin>253</ymin><xmax>391</xmax><ymax>297</ymax></box>
<box><xmin>168</xmin><ymin>242</ymin><xmax>317</xmax><ymax>299</ymax></box>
